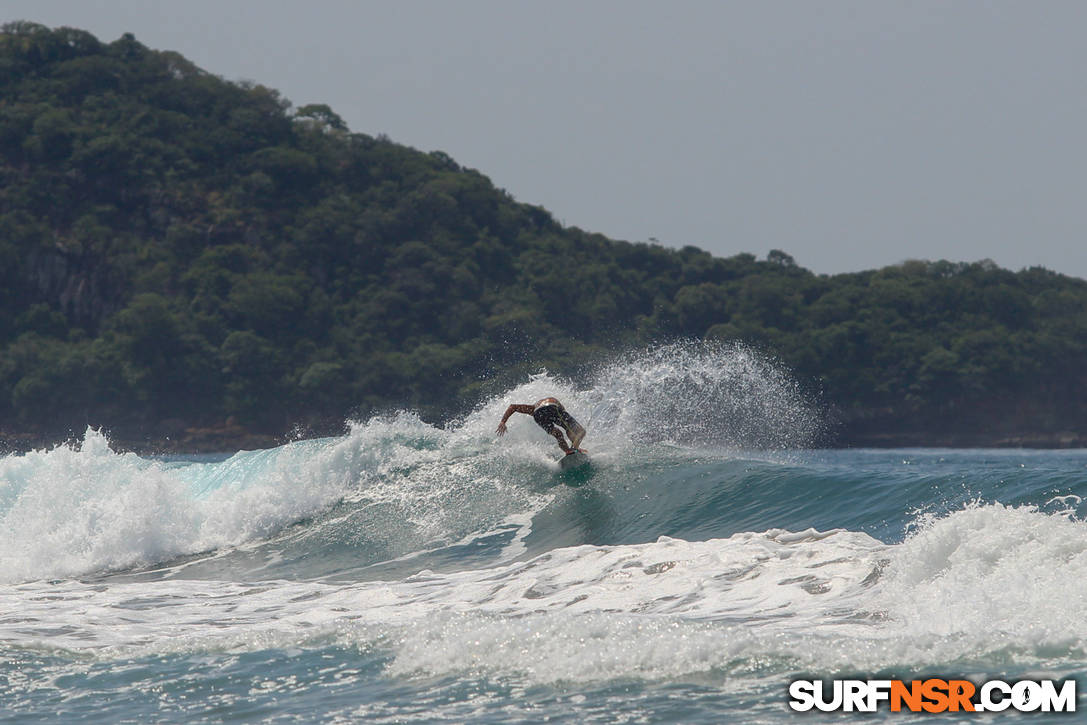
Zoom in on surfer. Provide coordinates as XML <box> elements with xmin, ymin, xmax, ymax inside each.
<box><xmin>496</xmin><ymin>397</ymin><xmax>586</xmax><ymax>454</ymax></box>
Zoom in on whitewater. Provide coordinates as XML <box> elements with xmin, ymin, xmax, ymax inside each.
<box><xmin>2</xmin><ymin>343</ymin><xmax>1085</xmax><ymax>723</ymax></box>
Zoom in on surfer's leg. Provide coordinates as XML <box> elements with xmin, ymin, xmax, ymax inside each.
<box><xmin>547</xmin><ymin>427</ymin><xmax>573</xmax><ymax>453</ymax></box>
<box><xmin>559</xmin><ymin>411</ymin><xmax>585</xmax><ymax>449</ymax></box>
<box><xmin>568</xmin><ymin>422</ymin><xmax>586</xmax><ymax>449</ymax></box>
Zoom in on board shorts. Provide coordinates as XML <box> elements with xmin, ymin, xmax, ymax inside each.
<box><xmin>532</xmin><ymin>403</ymin><xmax>585</xmax><ymax>445</ymax></box>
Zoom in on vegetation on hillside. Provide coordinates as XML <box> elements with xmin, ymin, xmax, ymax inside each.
<box><xmin>2</xmin><ymin>23</ymin><xmax>1086</xmax><ymax>449</ymax></box>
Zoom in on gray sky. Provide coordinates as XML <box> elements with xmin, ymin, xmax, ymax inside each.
<box><xmin>7</xmin><ymin>1</ymin><xmax>1087</xmax><ymax>278</ymax></box>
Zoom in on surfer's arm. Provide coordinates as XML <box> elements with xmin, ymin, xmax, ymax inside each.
<box><xmin>496</xmin><ymin>404</ymin><xmax>534</xmax><ymax>435</ymax></box>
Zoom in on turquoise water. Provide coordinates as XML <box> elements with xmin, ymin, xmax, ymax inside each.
<box><xmin>2</xmin><ymin>346</ymin><xmax>1086</xmax><ymax>722</ymax></box>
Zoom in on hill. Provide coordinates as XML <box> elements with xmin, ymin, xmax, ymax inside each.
<box><xmin>2</xmin><ymin>23</ymin><xmax>1086</xmax><ymax>451</ymax></box>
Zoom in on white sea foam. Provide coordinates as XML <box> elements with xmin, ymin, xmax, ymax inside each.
<box><xmin>4</xmin><ymin>503</ymin><xmax>1083</xmax><ymax>685</ymax></box>
<box><xmin>874</xmin><ymin>502</ymin><xmax>1087</xmax><ymax>652</ymax></box>
<box><xmin>0</xmin><ymin>422</ymin><xmax>545</xmax><ymax>584</ymax></box>
<box><xmin>0</xmin><ymin>430</ymin><xmax>205</xmax><ymax>583</ymax></box>
<box><xmin>0</xmin><ymin>527</ymin><xmax>883</xmax><ymax>657</ymax></box>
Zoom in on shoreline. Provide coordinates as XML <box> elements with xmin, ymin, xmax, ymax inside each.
<box><xmin>837</xmin><ymin>431</ymin><xmax>1087</xmax><ymax>450</ymax></box>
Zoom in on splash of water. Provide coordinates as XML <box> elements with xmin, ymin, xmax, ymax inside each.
<box><xmin>583</xmin><ymin>341</ymin><xmax>821</xmax><ymax>450</ymax></box>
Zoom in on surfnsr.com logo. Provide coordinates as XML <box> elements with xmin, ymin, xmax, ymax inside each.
<box><xmin>788</xmin><ymin>679</ymin><xmax>1077</xmax><ymax>713</ymax></box>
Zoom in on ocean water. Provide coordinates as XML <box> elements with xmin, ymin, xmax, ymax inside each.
<box><xmin>2</xmin><ymin>344</ymin><xmax>1086</xmax><ymax>723</ymax></box>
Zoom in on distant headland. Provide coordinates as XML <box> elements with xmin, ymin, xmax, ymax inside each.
<box><xmin>1</xmin><ymin>23</ymin><xmax>1085</xmax><ymax>453</ymax></box>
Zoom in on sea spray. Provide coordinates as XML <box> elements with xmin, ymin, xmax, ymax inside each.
<box><xmin>585</xmin><ymin>341</ymin><xmax>821</xmax><ymax>450</ymax></box>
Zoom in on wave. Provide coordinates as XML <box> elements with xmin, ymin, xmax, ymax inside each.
<box><xmin>4</xmin><ymin>343</ymin><xmax>1087</xmax><ymax>721</ymax></box>
<box><xmin>0</xmin><ymin>343</ymin><xmax>819</xmax><ymax>584</ymax></box>
<box><xmin>391</xmin><ymin>503</ymin><xmax>1087</xmax><ymax>682</ymax></box>
<box><xmin>6</xmin><ymin>503</ymin><xmax>1085</xmax><ymax>686</ymax></box>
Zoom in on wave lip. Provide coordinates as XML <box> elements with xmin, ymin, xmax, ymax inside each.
<box><xmin>877</xmin><ymin>502</ymin><xmax>1087</xmax><ymax>653</ymax></box>
<box><xmin>0</xmin><ymin>429</ymin><xmax>202</xmax><ymax>583</ymax></box>
<box><xmin>0</xmin><ymin>427</ymin><xmax>364</xmax><ymax>584</ymax></box>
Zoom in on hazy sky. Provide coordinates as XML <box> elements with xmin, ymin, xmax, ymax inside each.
<box><xmin>7</xmin><ymin>1</ymin><xmax>1087</xmax><ymax>278</ymax></box>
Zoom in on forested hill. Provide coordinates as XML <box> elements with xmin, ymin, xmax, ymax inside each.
<box><xmin>2</xmin><ymin>23</ymin><xmax>1086</xmax><ymax>451</ymax></box>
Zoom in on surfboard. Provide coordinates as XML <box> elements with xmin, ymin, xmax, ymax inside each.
<box><xmin>560</xmin><ymin>451</ymin><xmax>590</xmax><ymax>470</ymax></box>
